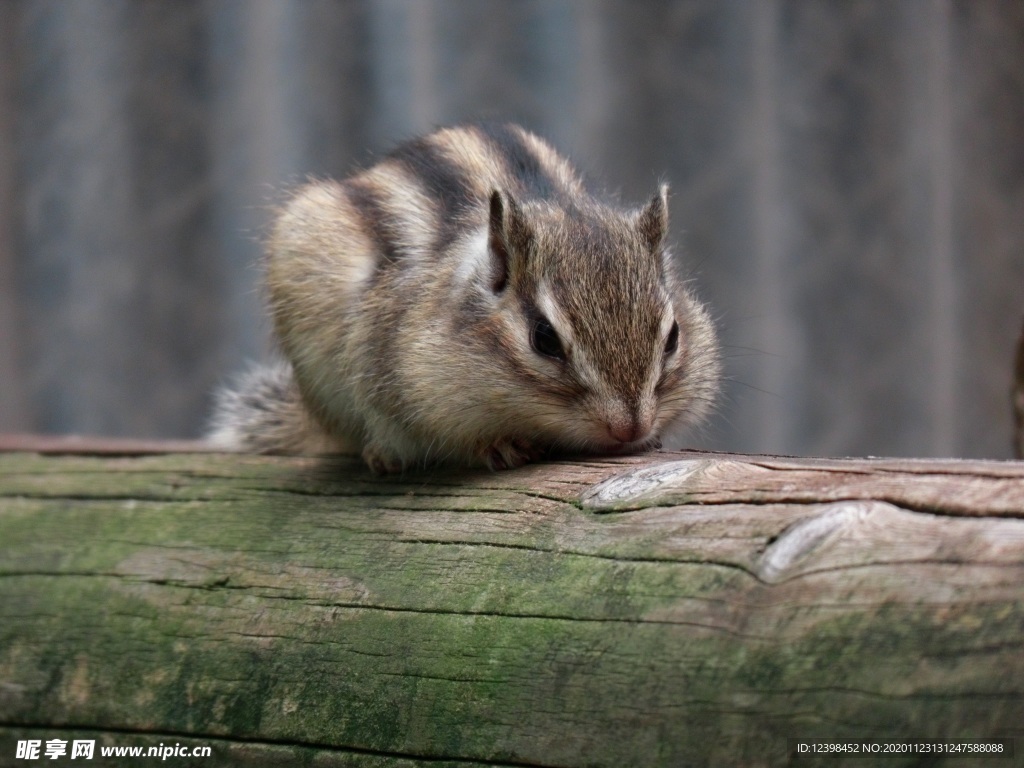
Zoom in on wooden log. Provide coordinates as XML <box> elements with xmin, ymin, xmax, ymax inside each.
<box><xmin>1</xmin><ymin>446</ymin><xmax>1023</xmax><ymax>766</ymax></box>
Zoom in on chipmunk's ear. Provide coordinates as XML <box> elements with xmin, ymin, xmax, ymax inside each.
<box><xmin>488</xmin><ymin>189</ymin><xmax>533</xmax><ymax>294</ymax></box>
<box><xmin>637</xmin><ymin>183</ymin><xmax>669</xmax><ymax>253</ymax></box>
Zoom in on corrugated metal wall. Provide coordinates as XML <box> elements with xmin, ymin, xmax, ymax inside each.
<box><xmin>1</xmin><ymin>0</ymin><xmax>1022</xmax><ymax>459</ymax></box>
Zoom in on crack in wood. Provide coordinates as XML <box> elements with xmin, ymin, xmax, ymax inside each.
<box><xmin>768</xmin><ymin>558</ymin><xmax>1024</xmax><ymax>586</ymax></box>
<box><xmin>583</xmin><ymin>490</ymin><xmax>1024</xmax><ymax>521</ymax></box>
<box><xmin>391</xmin><ymin>536</ymin><xmax>764</xmax><ymax>578</ymax></box>
<box><xmin>0</xmin><ymin>570</ymin><xmax>776</xmax><ymax>639</ymax></box>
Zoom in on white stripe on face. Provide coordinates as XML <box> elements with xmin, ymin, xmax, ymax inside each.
<box><xmin>451</xmin><ymin>227</ymin><xmax>490</xmax><ymax>287</ymax></box>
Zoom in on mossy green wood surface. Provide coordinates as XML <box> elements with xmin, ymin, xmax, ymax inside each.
<box><xmin>1</xmin><ymin>449</ymin><xmax>1024</xmax><ymax>767</ymax></box>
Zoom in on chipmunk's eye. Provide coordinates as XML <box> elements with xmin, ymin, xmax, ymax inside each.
<box><xmin>531</xmin><ymin>316</ymin><xmax>566</xmax><ymax>361</ymax></box>
<box><xmin>664</xmin><ymin>320</ymin><xmax>679</xmax><ymax>357</ymax></box>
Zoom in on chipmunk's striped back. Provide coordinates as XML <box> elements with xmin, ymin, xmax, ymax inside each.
<box><xmin>343</xmin><ymin>123</ymin><xmax>586</xmax><ymax>268</ymax></box>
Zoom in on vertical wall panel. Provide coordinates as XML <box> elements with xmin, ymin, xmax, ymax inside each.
<box><xmin>0</xmin><ymin>4</ymin><xmax>28</xmax><ymax>431</ymax></box>
<box><xmin>285</xmin><ymin>0</ymin><xmax>376</xmax><ymax>171</ymax></box>
<box><xmin>908</xmin><ymin>0</ymin><xmax>958</xmax><ymax>457</ymax></box>
<box><xmin>746</xmin><ymin>0</ymin><xmax>804</xmax><ymax>455</ymax></box>
<box><xmin>123</xmin><ymin>1</ymin><xmax>216</xmax><ymax>437</ymax></box>
<box><xmin>369</xmin><ymin>0</ymin><xmax>440</xmax><ymax>142</ymax></box>
<box><xmin>781</xmin><ymin>1</ymin><xmax>936</xmax><ymax>456</ymax></box>
<box><xmin>206</xmin><ymin>0</ymin><xmax>310</xmax><ymax>385</ymax></box>
<box><xmin>434</xmin><ymin>0</ymin><xmax>576</xmax><ymax>134</ymax></box>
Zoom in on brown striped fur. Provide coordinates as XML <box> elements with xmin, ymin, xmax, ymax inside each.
<box><xmin>208</xmin><ymin>123</ymin><xmax>720</xmax><ymax>472</ymax></box>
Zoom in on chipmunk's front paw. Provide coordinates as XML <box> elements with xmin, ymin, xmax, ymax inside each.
<box><xmin>635</xmin><ymin>435</ymin><xmax>663</xmax><ymax>452</ymax></box>
<box><xmin>481</xmin><ymin>438</ymin><xmax>541</xmax><ymax>471</ymax></box>
<box><xmin>361</xmin><ymin>444</ymin><xmax>406</xmax><ymax>475</ymax></box>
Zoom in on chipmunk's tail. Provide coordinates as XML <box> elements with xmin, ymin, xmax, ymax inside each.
<box><xmin>206</xmin><ymin>362</ymin><xmax>339</xmax><ymax>455</ymax></box>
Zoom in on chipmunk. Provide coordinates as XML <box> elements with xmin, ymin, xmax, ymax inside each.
<box><xmin>208</xmin><ymin>122</ymin><xmax>720</xmax><ymax>473</ymax></box>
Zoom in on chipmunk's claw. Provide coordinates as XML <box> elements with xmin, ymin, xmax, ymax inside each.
<box><xmin>481</xmin><ymin>438</ymin><xmax>540</xmax><ymax>471</ymax></box>
<box><xmin>362</xmin><ymin>444</ymin><xmax>406</xmax><ymax>474</ymax></box>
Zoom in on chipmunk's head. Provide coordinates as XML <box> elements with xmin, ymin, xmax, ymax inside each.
<box><xmin>486</xmin><ymin>185</ymin><xmax>719</xmax><ymax>453</ymax></box>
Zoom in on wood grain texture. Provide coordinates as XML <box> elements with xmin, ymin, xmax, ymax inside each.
<box><xmin>1</xmin><ymin>447</ymin><xmax>1022</xmax><ymax>766</ymax></box>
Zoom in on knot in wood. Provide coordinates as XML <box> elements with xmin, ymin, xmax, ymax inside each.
<box><xmin>579</xmin><ymin>459</ymin><xmax>712</xmax><ymax>511</ymax></box>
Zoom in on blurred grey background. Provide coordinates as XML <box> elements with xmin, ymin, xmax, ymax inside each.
<box><xmin>0</xmin><ymin>0</ymin><xmax>1021</xmax><ymax>459</ymax></box>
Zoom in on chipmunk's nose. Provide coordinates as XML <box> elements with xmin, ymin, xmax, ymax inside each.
<box><xmin>606</xmin><ymin>418</ymin><xmax>648</xmax><ymax>445</ymax></box>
